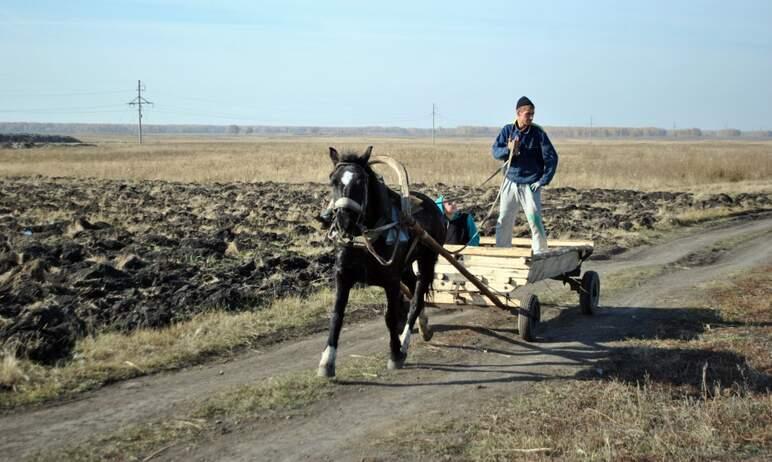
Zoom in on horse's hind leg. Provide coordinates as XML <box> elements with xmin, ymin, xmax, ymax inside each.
<box><xmin>402</xmin><ymin>265</ymin><xmax>432</xmax><ymax>342</ymax></box>
<box><xmin>418</xmin><ymin>308</ymin><xmax>432</xmax><ymax>341</ymax></box>
<box><xmin>385</xmin><ymin>283</ymin><xmax>407</xmax><ymax>370</ymax></box>
<box><xmin>400</xmin><ymin>254</ymin><xmax>436</xmax><ymax>354</ymax></box>
<box><xmin>318</xmin><ymin>274</ymin><xmax>353</xmax><ymax>378</ymax></box>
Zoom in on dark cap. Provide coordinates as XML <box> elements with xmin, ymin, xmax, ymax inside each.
<box><xmin>516</xmin><ymin>96</ymin><xmax>534</xmax><ymax>110</ymax></box>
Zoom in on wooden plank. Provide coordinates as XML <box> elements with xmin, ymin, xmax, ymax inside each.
<box><xmin>430</xmin><ymin>291</ymin><xmax>521</xmax><ymax>308</ymax></box>
<box><xmin>529</xmin><ymin>246</ymin><xmax>591</xmax><ymax>262</ymax></box>
<box><xmin>436</xmin><ymin>281</ymin><xmax>516</xmax><ymax>293</ymax></box>
<box><xmin>434</xmin><ymin>264</ymin><xmax>530</xmax><ymax>281</ymax></box>
<box><xmin>479</xmin><ymin>236</ymin><xmax>594</xmax><ymax>248</ymax></box>
<box><xmin>434</xmin><ymin>278</ymin><xmax>526</xmax><ymax>293</ymax></box>
<box><xmin>443</xmin><ymin>245</ymin><xmax>532</xmax><ymax>257</ymax></box>
<box><xmin>455</xmin><ymin>254</ymin><xmax>528</xmax><ymax>269</ymax></box>
<box><xmin>403</xmin><ymin>219</ymin><xmax>514</xmax><ymax>312</ymax></box>
<box><xmin>477</xmin><ymin>237</ymin><xmax>531</xmax><ymax>248</ymax></box>
<box><xmin>435</xmin><ymin>271</ymin><xmax>528</xmax><ymax>287</ymax></box>
<box><xmin>527</xmin><ymin>251</ymin><xmax>580</xmax><ymax>283</ymax></box>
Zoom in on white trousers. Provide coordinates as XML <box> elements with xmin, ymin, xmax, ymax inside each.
<box><xmin>495</xmin><ymin>179</ymin><xmax>548</xmax><ymax>252</ymax></box>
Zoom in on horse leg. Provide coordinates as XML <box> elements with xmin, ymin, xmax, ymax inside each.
<box><xmin>417</xmin><ymin>306</ymin><xmax>432</xmax><ymax>341</ymax></box>
<box><xmin>401</xmin><ymin>254</ymin><xmax>436</xmax><ymax>353</ymax></box>
<box><xmin>400</xmin><ymin>265</ymin><xmax>434</xmax><ymax>342</ymax></box>
<box><xmin>402</xmin><ymin>264</ymin><xmax>431</xmax><ymax>341</ymax></box>
<box><xmin>385</xmin><ymin>282</ymin><xmax>407</xmax><ymax>370</ymax></box>
<box><xmin>318</xmin><ymin>274</ymin><xmax>353</xmax><ymax>378</ymax></box>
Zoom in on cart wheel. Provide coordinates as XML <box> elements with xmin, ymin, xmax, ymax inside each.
<box><xmin>518</xmin><ymin>294</ymin><xmax>540</xmax><ymax>342</ymax></box>
<box><xmin>579</xmin><ymin>271</ymin><xmax>600</xmax><ymax>315</ymax></box>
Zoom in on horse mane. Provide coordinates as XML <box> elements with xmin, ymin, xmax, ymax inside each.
<box><xmin>338</xmin><ymin>152</ymin><xmax>377</xmax><ymax>178</ymax></box>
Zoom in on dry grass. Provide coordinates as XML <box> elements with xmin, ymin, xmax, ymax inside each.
<box><xmin>0</xmin><ymin>287</ymin><xmax>382</xmax><ymax>410</ymax></box>
<box><xmin>1</xmin><ymin>136</ymin><xmax>770</xmax><ymax>192</ymax></box>
<box><xmin>712</xmin><ymin>265</ymin><xmax>772</xmax><ymax>327</ymax></box>
<box><xmin>0</xmin><ymin>352</ymin><xmax>28</xmax><ymax>391</ymax></box>
<box><xmin>31</xmin><ymin>355</ymin><xmax>385</xmax><ymax>462</ymax></box>
<box><xmin>662</xmin><ymin>206</ymin><xmax>758</xmax><ymax>226</ymax></box>
<box><xmin>462</xmin><ymin>380</ymin><xmax>770</xmax><ymax>461</ymax></box>
<box><xmin>377</xmin><ymin>266</ymin><xmax>772</xmax><ymax>461</ymax></box>
<box><xmin>700</xmin><ymin>265</ymin><xmax>772</xmax><ymax>380</ymax></box>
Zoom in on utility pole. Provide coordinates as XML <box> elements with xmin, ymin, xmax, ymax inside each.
<box><xmin>589</xmin><ymin>115</ymin><xmax>593</xmax><ymax>143</ymax></box>
<box><xmin>128</xmin><ymin>80</ymin><xmax>153</xmax><ymax>144</ymax></box>
<box><xmin>432</xmin><ymin>103</ymin><xmax>436</xmax><ymax>145</ymax></box>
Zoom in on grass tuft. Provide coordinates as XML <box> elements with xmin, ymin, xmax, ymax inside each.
<box><xmin>0</xmin><ymin>352</ymin><xmax>29</xmax><ymax>391</ymax></box>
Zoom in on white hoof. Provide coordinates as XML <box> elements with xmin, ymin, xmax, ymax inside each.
<box><xmin>387</xmin><ymin>357</ymin><xmax>405</xmax><ymax>370</ymax></box>
<box><xmin>318</xmin><ymin>346</ymin><xmax>337</xmax><ymax>378</ymax></box>
<box><xmin>317</xmin><ymin>365</ymin><xmax>335</xmax><ymax>378</ymax></box>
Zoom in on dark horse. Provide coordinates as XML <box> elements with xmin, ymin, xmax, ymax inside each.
<box><xmin>318</xmin><ymin>146</ymin><xmax>446</xmax><ymax>377</ymax></box>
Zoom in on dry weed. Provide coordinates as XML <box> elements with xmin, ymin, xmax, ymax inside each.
<box><xmin>2</xmin><ymin>137</ymin><xmax>770</xmax><ymax>192</ymax></box>
<box><xmin>0</xmin><ymin>352</ymin><xmax>28</xmax><ymax>391</ymax></box>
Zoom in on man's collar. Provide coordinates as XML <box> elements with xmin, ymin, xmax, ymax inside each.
<box><xmin>514</xmin><ymin>121</ymin><xmax>532</xmax><ymax>134</ymax></box>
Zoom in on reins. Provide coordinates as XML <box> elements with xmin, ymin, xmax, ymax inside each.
<box><xmin>324</xmin><ymin>150</ymin><xmax>522</xmax><ymax>307</ymax></box>
<box><xmin>444</xmin><ymin>130</ymin><xmax>518</xmax><ymax>256</ymax></box>
<box><xmin>440</xmin><ymin>117</ymin><xmax>520</xmax><ymax>256</ymax></box>
<box><xmin>326</xmin><ymin>136</ymin><xmax>516</xmax><ymax>264</ymax></box>
<box><xmin>327</xmin><ymin>157</ymin><xmax>415</xmax><ymax>267</ymax></box>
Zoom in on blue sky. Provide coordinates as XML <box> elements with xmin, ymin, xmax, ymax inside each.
<box><xmin>1</xmin><ymin>0</ymin><xmax>770</xmax><ymax>129</ymax></box>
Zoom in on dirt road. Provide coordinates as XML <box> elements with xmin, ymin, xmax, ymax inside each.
<box><xmin>2</xmin><ymin>214</ymin><xmax>770</xmax><ymax>461</ymax></box>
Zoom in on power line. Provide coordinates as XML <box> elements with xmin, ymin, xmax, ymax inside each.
<box><xmin>0</xmin><ymin>104</ymin><xmax>126</xmax><ymax>113</ymax></box>
<box><xmin>128</xmin><ymin>80</ymin><xmax>153</xmax><ymax>144</ymax></box>
<box><xmin>0</xmin><ymin>89</ymin><xmax>133</xmax><ymax>97</ymax></box>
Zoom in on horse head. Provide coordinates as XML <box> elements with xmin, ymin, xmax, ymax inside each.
<box><xmin>328</xmin><ymin>146</ymin><xmax>374</xmax><ymax>238</ymax></box>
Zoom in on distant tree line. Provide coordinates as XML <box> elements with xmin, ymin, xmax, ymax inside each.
<box><xmin>0</xmin><ymin>133</ymin><xmax>81</xmax><ymax>143</ymax></box>
<box><xmin>0</xmin><ymin>122</ymin><xmax>770</xmax><ymax>139</ymax></box>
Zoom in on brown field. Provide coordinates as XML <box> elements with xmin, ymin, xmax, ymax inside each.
<box><xmin>1</xmin><ymin>135</ymin><xmax>771</xmax><ymax>460</ymax></box>
<box><xmin>1</xmin><ymin>136</ymin><xmax>771</xmax><ymax>192</ymax></box>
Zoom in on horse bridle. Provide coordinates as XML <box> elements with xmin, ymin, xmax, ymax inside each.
<box><xmin>329</xmin><ymin>161</ymin><xmax>370</xmax><ymax>234</ymax></box>
<box><xmin>326</xmin><ymin>157</ymin><xmax>420</xmax><ymax>267</ymax></box>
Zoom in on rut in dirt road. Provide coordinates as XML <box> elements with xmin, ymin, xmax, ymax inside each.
<box><xmin>0</xmin><ymin>214</ymin><xmax>770</xmax><ymax>461</ymax></box>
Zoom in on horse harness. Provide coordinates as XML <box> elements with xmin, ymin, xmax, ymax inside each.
<box><xmin>327</xmin><ymin>161</ymin><xmax>420</xmax><ymax>267</ymax></box>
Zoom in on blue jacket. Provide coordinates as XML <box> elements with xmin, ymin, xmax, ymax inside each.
<box><xmin>491</xmin><ymin>123</ymin><xmax>558</xmax><ymax>186</ymax></box>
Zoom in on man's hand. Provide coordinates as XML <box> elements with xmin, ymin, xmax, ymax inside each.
<box><xmin>507</xmin><ymin>136</ymin><xmax>519</xmax><ymax>155</ymax></box>
<box><xmin>529</xmin><ymin>182</ymin><xmax>541</xmax><ymax>192</ymax></box>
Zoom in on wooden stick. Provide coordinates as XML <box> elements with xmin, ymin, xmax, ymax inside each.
<box><xmin>142</xmin><ymin>444</ymin><xmax>173</xmax><ymax>462</ymax></box>
<box><xmin>403</xmin><ymin>217</ymin><xmax>512</xmax><ymax>311</ymax></box>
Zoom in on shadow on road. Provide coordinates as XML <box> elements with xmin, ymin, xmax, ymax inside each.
<box><xmin>338</xmin><ymin>303</ymin><xmax>771</xmax><ymax>393</ymax></box>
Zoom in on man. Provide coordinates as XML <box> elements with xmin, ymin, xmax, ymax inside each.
<box><xmin>434</xmin><ymin>195</ymin><xmax>479</xmax><ymax>246</ymax></box>
<box><xmin>491</xmin><ymin>96</ymin><xmax>558</xmax><ymax>252</ymax></box>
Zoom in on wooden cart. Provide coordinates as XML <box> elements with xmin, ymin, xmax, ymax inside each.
<box><xmin>426</xmin><ymin>236</ymin><xmax>600</xmax><ymax>341</ymax></box>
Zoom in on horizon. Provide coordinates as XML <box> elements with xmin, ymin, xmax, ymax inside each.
<box><xmin>1</xmin><ymin>120</ymin><xmax>766</xmax><ymax>132</ymax></box>
<box><xmin>1</xmin><ymin>1</ymin><xmax>771</xmax><ymax>130</ymax></box>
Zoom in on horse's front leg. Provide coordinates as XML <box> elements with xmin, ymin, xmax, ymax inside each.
<box><xmin>385</xmin><ymin>282</ymin><xmax>407</xmax><ymax>370</ymax></box>
<box><xmin>318</xmin><ymin>272</ymin><xmax>353</xmax><ymax>378</ymax></box>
